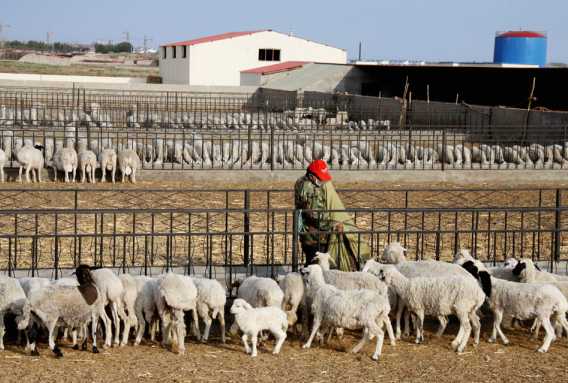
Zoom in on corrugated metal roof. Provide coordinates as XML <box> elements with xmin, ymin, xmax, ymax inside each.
<box><xmin>498</xmin><ymin>31</ymin><xmax>546</xmax><ymax>38</ymax></box>
<box><xmin>241</xmin><ymin>61</ymin><xmax>309</xmax><ymax>75</ymax></box>
<box><xmin>166</xmin><ymin>30</ymin><xmax>267</xmax><ymax>47</ymax></box>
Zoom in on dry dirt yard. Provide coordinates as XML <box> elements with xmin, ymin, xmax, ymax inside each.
<box><xmin>0</xmin><ymin>323</ymin><xmax>567</xmax><ymax>383</ymax></box>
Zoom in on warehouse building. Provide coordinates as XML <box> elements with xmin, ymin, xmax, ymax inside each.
<box><xmin>159</xmin><ymin>30</ymin><xmax>347</xmax><ymax>86</ymax></box>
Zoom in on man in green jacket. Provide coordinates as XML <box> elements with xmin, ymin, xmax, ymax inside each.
<box><xmin>294</xmin><ymin>160</ymin><xmax>369</xmax><ymax>270</ymax></box>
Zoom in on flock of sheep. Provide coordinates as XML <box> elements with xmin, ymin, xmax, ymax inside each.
<box><xmin>2</xmin><ymin>243</ymin><xmax>568</xmax><ymax>361</ymax></box>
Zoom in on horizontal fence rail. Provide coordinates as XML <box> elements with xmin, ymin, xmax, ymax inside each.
<box><xmin>1</xmin><ymin>188</ymin><xmax>567</xmax><ymax>288</ymax></box>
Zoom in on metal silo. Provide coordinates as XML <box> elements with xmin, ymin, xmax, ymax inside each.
<box><xmin>493</xmin><ymin>31</ymin><xmax>547</xmax><ymax>66</ymax></box>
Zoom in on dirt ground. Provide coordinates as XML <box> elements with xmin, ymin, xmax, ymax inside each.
<box><xmin>0</xmin><ymin>322</ymin><xmax>567</xmax><ymax>383</ymax></box>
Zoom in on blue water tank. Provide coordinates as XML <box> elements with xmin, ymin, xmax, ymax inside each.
<box><xmin>493</xmin><ymin>31</ymin><xmax>547</xmax><ymax>66</ymax></box>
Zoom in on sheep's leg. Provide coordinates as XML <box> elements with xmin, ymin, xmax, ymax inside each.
<box><xmin>174</xmin><ymin>310</ymin><xmax>186</xmax><ymax>355</ymax></box>
<box><xmin>556</xmin><ymin>314</ymin><xmax>568</xmax><ymax>339</ymax></box>
<box><xmin>403</xmin><ymin>310</ymin><xmax>411</xmax><ymax>337</ymax></box>
<box><xmin>436</xmin><ymin>315</ymin><xmax>448</xmax><ymax>337</ymax></box>
<box><xmin>303</xmin><ymin>317</ymin><xmax>321</xmax><ymax>349</ymax></box>
<box><xmin>26</xmin><ymin>164</ymin><xmax>32</xmax><ymax>183</ymax></box>
<box><xmin>351</xmin><ymin>327</ymin><xmax>370</xmax><ymax>354</ymax></box>
<box><xmin>100</xmin><ymin>309</ymin><xmax>112</xmax><ymax>348</ymax></box>
<box><xmin>189</xmin><ymin>308</ymin><xmax>200</xmax><ymax>341</ymax></box>
<box><xmin>111</xmin><ymin>167</ymin><xmax>116</xmax><ymax>184</ymax></box>
<box><xmin>493</xmin><ymin>310</ymin><xmax>509</xmax><ymax>345</ymax></box>
<box><xmin>37</xmin><ymin>167</ymin><xmax>42</xmax><ymax>182</ymax></box>
<box><xmin>81</xmin><ymin>165</ymin><xmax>86</xmax><ymax>183</ymax></box>
<box><xmin>383</xmin><ymin>317</ymin><xmax>396</xmax><ymax>346</ymax></box>
<box><xmin>91</xmin><ymin>313</ymin><xmax>99</xmax><ymax>353</ymax></box>
<box><xmin>241</xmin><ymin>334</ymin><xmax>251</xmax><ymax>354</ymax></box>
<box><xmin>531</xmin><ymin>318</ymin><xmax>542</xmax><ymax>339</ymax></box>
<box><xmin>0</xmin><ymin>314</ymin><xmax>4</xmax><ymax>350</ymax></box>
<box><xmin>47</xmin><ymin>322</ymin><xmax>63</xmax><ymax>358</ymax></box>
<box><xmin>134</xmin><ymin>309</ymin><xmax>146</xmax><ymax>346</ymax></box>
<box><xmin>414</xmin><ymin>310</ymin><xmax>424</xmax><ymax>344</ymax></box>
<box><xmin>72</xmin><ymin>167</ymin><xmax>76</xmax><ymax>182</ymax></box>
<box><xmin>0</xmin><ymin>167</ymin><xmax>4</xmax><ymax>183</ymax></box>
<box><xmin>218</xmin><ymin>310</ymin><xmax>226</xmax><ymax>343</ymax></box>
<box><xmin>100</xmin><ymin>167</ymin><xmax>106</xmax><ymax>183</ymax></box>
<box><xmin>251</xmin><ymin>333</ymin><xmax>258</xmax><ymax>357</ymax></box>
<box><xmin>52</xmin><ymin>166</ymin><xmax>57</xmax><ymax>182</ymax></box>
<box><xmin>115</xmin><ymin>301</ymin><xmax>129</xmax><ymax>347</ymax></box>
<box><xmin>538</xmin><ymin>316</ymin><xmax>556</xmax><ymax>353</ymax></box>
<box><xmin>455</xmin><ymin>311</ymin><xmax>472</xmax><ymax>353</ymax></box>
<box><xmin>395</xmin><ymin>303</ymin><xmax>404</xmax><ymax>339</ymax></box>
<box><xmin>64</xmin><ymin>170</ymin><xmax>69</xmax><ymax>183</ymax></box>
<box><xmin>18</xmin><ymin>166</ymin><xmax>23</xmax><ymax>183</ymax></box>
<box><xmin>372</xmin><ymin>325</ymin><xmax>385</xmax><ymax>361</ymax></box>
<box><xmin>200</xmin><ymin>309</ymin><xmax>212</xmax><ymax>342</ymax></box>
<box><xmin>272</xmin><ymin>328</ymin><xmax>286</xmax><ymax>354</ymax></box>
<box><xmin>111</xmin><ymin>302</ymin><xmax>121</xmax><ymax>346</ymax></box>
<box><xmin>470</xmin><ymin>312</ymin><xmax>481</xmax><ymax>346</ymax></box>
<box><xmin>131</xmin><ymin>170</ymin><xmax>136</xmax><ymax>183</ymax></box>
<box><xmin>71</xmin><ymin>329</ymin><xmax>78</xmax><ymax>349</ymax></box>
<box><xmin>91</xmin><ymin>167</ymin><xmax>96</xmax><ymax>184</ymax></box>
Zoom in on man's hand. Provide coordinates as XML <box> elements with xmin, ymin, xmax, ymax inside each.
<box><xmin>335</xmin><ymin>222</ymin><xmax>344</xmax><ymax>233</ymax></box>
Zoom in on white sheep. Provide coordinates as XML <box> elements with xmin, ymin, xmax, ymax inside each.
<box><xmin>16</xmin><ymin>143</ymin><xmax>44</xmax><ymax>183</ymax></box>
<box><xmin>373</xmin><ymin>264</ymin><xmax>484</xmax><ymax>352</ymax></box>
<box><xmin>453</xmin><ymin>249</ymin><xmax>519</xmax><ymax>282</ymax></box>
<box><xmin>78</xmin><ymin>148</ymin><xmax>97</xmax><ymax>184</ymax></box>
<box><xmin>0</xmin><ymin>276</ymin><xmax>31</xmax><ymax>350</ymax></box>
<box><xmin>513</xmin><ymin>258</ymin><xmax>568</xmax><ymax>283</ymax></box>
<box><xmin>193</xmin><ymin>277</ymin><xmax>226</xmax><ymax>343</ymax></box>
<box><xmin>52</xmin><ymin>146</ymin><xmax>78</xmax><ymax>182</ymax></box>
<box><xmin>460</xmin><ymin>259</ymin><xmax>568</xmax><ymax>352</ymax></box>
<box><xmin>118</xmin><ymin>149</ymin><xmax>141</xmax><ymax>183</ymax></box>
<box><xmin>27</xmin><ymin>265</ymin><xmax>105</xmax><ymax>357</ymax></box>
<box><xmin>278</xmin><ymin>272</ymin><xmax>304</xmax><ymax>327</ymax></box>
<box><xmin>155</xmin><ymin>273</ymin><xmax>200</xmax><ymax>354</ymax></box>
<box><xmin>99</xmin><ymin>148</ymin><xmax>117</xmax><ymax>183</ymax></box>
<box><xmin>300</xmin><ymin>264</ymin><xmax>392</xmax><ymax>361</ymax></box>
<box><xmin>119</xmin><ymin>273</ymin><xmax>138</xmax><ymax>346</ymax></box>
<box><xmin>230</xmin><ymin>298</ymin><xmax>287</xmax><ymax>357</ymax></box>
<box><xmin>134</xmin><ymin>276</ymin><xmax>160</xmax><ymax>346</ymax></box>
<box><xmin>235</xmin><ymin>275</ymin><xmax>284</xmax><ymax>308</ymax></box>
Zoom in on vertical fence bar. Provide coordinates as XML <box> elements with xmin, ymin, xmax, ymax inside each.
<box><xmin>554</xmin><ymin>189</ymin><xmax>562</xmax><ymax>268</ymax></box>
<box><xmin>243</xmin><ymin>190</ymin><xmax>251</xmax><ymax>267</ymax></box>
<box><xmin>292</xmin><ymin>209</ymin><xmax>300</xmax><ymax>272</ymax></box>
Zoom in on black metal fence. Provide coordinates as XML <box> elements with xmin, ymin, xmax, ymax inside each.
<box><xmin>1</xmin><ymin>187</ymin><xmax>567</xmax><ymax>284</ymax></box>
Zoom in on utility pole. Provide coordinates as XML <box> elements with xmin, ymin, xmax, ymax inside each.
<box><xmin>0</xmin><ymin>23</ymin><xmax>11</xmax><ymax>49</ymax></box>
<box><xmin>123</xmin><ymin>31</ymin><xmax>132</xmax><ymax>52</ymax></box>
<box><xmin>46</xmin><ymin>31</ymin><xmax>54</xmax><ymax>52</ymax></box>
<box><xmin>143</xmin><ymin>35</ymin><xmax>153</xmax><ymax>53</ymax></box>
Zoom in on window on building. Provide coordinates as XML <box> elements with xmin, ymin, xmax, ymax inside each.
<box><xmin>172</xmin><ymin>46</ymin><xmax>177</xmax><ymax>59</ymax></box>
<box><xmin>162</xmin><ymin>46</ymin><xmax>167</xmax><ymax>59</ymax></box>
<box><xmin>182</xmin><ymin>45</ymin><xmax>187</xmax><ymax>58</ymax></box>
<box><xmin>258</xmin><ymin>48</ymin><xmax>281</xmax><ymax>62</ymax></box>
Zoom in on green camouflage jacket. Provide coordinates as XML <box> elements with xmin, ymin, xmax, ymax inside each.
<box><xmin>294</xmin><ymin>175</ymin><xmax>332</xmax><ymax>246</ymax></box>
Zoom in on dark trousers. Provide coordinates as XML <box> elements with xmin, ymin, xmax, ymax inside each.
<box><xmin>301</xmin><ymin>241</ymin><xmax>328</xmax><ymax>266</ymax></box>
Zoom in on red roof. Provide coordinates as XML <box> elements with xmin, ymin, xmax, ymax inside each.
<box><xmin>241</xmin><ymin>61</ymin><xmax>309</xmax><ymax>75</ymax></box>
<box><xmin>498</xmin><ymin>31</ymin><xmax>545</xmax><ymax>38</ymax></box>
<box><xmin>166</xmin><ymin>30</ymin><xmax>267</xmax><ymax>47</ymax></box>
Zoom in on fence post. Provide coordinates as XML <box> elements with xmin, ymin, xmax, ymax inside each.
<box><xmin>554</xmin><ymin>189</ymin><xmax>562</xmax><ymax>269</ymax></box>
<box><xmin>292</xmin><ymin>209</ymin><xmax>300</xmax><ymax>272</ymax></box>
<box><xmin>243</xmin><ymin>190</ymin><xmax>251</xmax><ymax>268</ymax></box>
<box><xmin>441</xmin><ymin>127</ymin><xmax>447</xmax><ymax>171</ymax></box>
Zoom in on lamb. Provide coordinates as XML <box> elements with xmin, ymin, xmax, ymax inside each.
<box><xmin>453</xmin><ymin>249</ymin><xmax>519</xmax><ymax>282</ymax></box>
<box><xmin>52</xmin><ymin>146</ymin><xmax>78</xmax><ymax>182</ymax></box>
<box><xmin>373</xmin><ymin>264</ymin><xmax>484</xmax><ymax>352</ymax></box>
<box><xmin>118</xmin><ymin>274</ymin><xmax>138</xmax><ymax>346</ymax></box>
<box><xmin>461</xmin><ymin>259</ymin><xmax>568</xmax><ymax>352</ymax></box>
<box><xmin>78</xmin><ymin>147</ymin><xmax>97</xmax><ymax>184</ymax></box>
<box><xmin>300</xmin><ymin>264</ymin><xmax>392</xmax><ymax>361</ymax></box>
<box><xmin>192</xmin><ymin>277</ymin><xmax>227</xmax><ymax>343</ymax></box>
<box><xmin>513</xmin><ymin>258</ymin><xmax>568</xmax><ymax>283</ymax></box>
<box><xmin>134</xmin><ymin>276</ymin><xmax>160</xmax><ymax>346</ymax></box>
<box><xmin>278</xmin><ymin>272</ymin><xmax>304</xmax><ymax>327</ymax></box>
<box><xmin>16</xmin><ymin>143</ymin><xmax>44</xmax><ymax>183</ymax></box>
<box><xmin>89</xmin><ymin>268</ymin><xmax>129</xmax><ymax>347</ymax></box>
<box><xmin>99</xmin><ymin>148</ymin><xmax>117</xmax><ymax>183</ymax></box>
<box><xmin>155</xmin><ymin>273</ymin><xmax>200</xmax><ymax>354</ymax></box>
<box><xmin>118</xmin><ymin>149</ymin><xmax>141</xmax><ymax>183</ymax></box>
<box><xmin>235</xmin><ymin>275</ymin><xmax>284</xmax><ymax>308</ymax></box>
<box><xmin>230</xmin><ymin>298</ymin><xmax>287</xmax><ymax>357</ymax></box>
<box><xmin>0</xmin><ymin>276</ymin><xmax>31</xmax><ymax>350</ymax></box>
<box><xmin>27</xmin><ymin>265</ymin><xmax>105</xmax><ymax>357</ymax></box>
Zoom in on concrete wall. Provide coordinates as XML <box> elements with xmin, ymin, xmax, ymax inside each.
<box><xmin>161</xmin><ymin>30</ymin><xmax>347</xmax><ymax>86</ymax></box>
<box><xmin>0</xmin><ymin>72</ymin><xmax>146</xmax><ymax>85</ymax></box>
<box><xmin>159</xmin><ymin>45</ymin><xmax>190</xmax><ymax>84</ymax></box>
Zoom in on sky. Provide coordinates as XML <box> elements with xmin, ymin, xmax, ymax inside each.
<box><xmin>1</xmin><ymin>0</ymin><xmax>566</xmax><ymax>63</ymax></box>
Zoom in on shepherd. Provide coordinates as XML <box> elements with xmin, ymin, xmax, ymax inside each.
<box><xmin>294</xmin><ymin>159</ymin><xmax>370</xmax><ymax>271</ymax></box>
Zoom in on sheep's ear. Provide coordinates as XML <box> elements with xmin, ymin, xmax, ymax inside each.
<box><xmin>461</xmin><ymin>260</ymin><xmax>479</xmax><ymax>279</ymax></box>
<box><xmin>479</xmin><ymin>271</ymin><xmax>492</xmax><ymax>297</ymax></box>
<box><xmin>512</xmin><ymin>262</ymin><xmax>526</xmax><ymax>276</ymax></box>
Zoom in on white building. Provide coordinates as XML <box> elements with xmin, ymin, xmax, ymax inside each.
<box><xmin>159</xmin><ymin>30</ymin><xmax>347</xmax><ymax>86</ymax></box>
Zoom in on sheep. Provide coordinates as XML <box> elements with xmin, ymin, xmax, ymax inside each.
<box><xmin>16</xmin><ymin>143</ymin><xmax>44</xmax><ymax>183</ymax></box>
<box><xmin>461</xmin><ymin>259</ymin><xmax>568</xmax><ymax>352</ymax></box>
<box><xmin>300</xmin><ymin>264</ymin><xmax>392</xmax><ymax>361</ymax></box>
<box><xmin>192</xmin><ymin>277</ymin><xmax>226</xmax><ymax>343</ymax></box>
<box><xmin>118</xmin><ymin>274</ymin><xmax>138</xmax><ymax>346</ymax></box>
<box><xmin>0</xmin><ymin>148</ymin><xmax>6</xmax><ymax>182</ymax></box>
<box><xmin>453</xmin><ymin>249</ymin><xmax>519</xmax><ymax>282</ymax></box>
<box><xmin>235</xmin><ymin>275</ymin><xmax>284</xmax><ymax>308</ymax></box>
<box><xmin>78</xmin><ymin>147</ymin><xmax>97</xmax><ymax>184</ymax></box>
<box><xmin>0</xmin><ymin>276</ymin><xmax>31</xmax><ymax>350</ymax></box>
<box><xmin>52</xmin><ymin>146</ymin><xmax>78</xmax><ymax>182</ymax></box>
<box><xmin>513</xmin><ymin>258</ymin><xmax>568</xmax><ymax>283</ymax></box>
<box><xmin>99</xmin><ymin>148</ymin><xmax>117</xmax><ymax>183</ymax></box>
<box><xmin>134</xmin><ymin>276</ymin><xmax>160</xmax><ymax>346</ymax></box>
<box><xmin>27</xmin><ymin>265</ymin><xmax>105</xmax><ymax>357</ymax></box>
<box><xmin>118</xmin><ymin>149</ymin><xmax>141</xmax><ymax>183</ymax></box>
<box><xmin>89</xmin><ymin>268</ymin><xmax>129</xmax><ymax>348</ymax></box>
<box><xmin>18</xmin><ymin>277</ymin><xmax>50</xmax><ymax>298</ymax></box>
<box><xmin>155</xmin><ymin>273</ymin><xmax>200</xmax><ymax>354</ymax></box>
<box><xmin>373</xmin><ymin>264</ymin><xmax>484</xmax><ymax>352</ymax></box>
<box><xmin>230</xmin><ymin>298</ymin><xmax>287</xmax><ymax>357</ymax></box>
<box><xmin>278</xmin><ymin>272</ymin><xmax>304</xmax><ymax>327</ymax></box>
